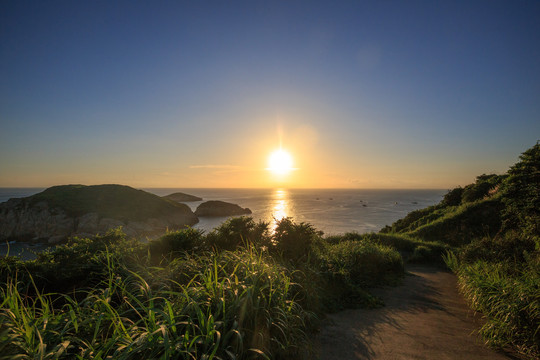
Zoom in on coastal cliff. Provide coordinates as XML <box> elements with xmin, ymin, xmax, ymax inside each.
<box><xmin>0</xmin><ymin>184</ymin><xmax>198</xmax><ymax>243</ymax></box>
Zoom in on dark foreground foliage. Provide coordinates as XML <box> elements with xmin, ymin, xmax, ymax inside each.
<box><xmin>0</xmin><ymin>217</ymin><xmax>404</xmax><ymax>359</ymax></box>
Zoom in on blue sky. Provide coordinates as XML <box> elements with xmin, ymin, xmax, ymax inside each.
<box><xmin>1</xmin><ymin>0</ymin><xmax>539</xmax><ymax>188</ymax></box>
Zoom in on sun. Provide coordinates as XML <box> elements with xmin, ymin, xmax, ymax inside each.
<box><xmin>268</xmin><ymin>149</ymin><xmax>294</xmax><ymax>175</ymax></box>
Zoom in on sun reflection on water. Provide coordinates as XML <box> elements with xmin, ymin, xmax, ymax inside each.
<box><xmin>271</xmin><ymin>189</ymin><xmax>290</xmax><ymax>231</ymax></box>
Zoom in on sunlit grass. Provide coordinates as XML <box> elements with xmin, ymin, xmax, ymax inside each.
<box><xmin>0</xmin><ymin>246</ymin><xmax>313</xmax><ymax>359</ymax></box>
<box><xmin>0</xmin><ymin>217</ymin><xmax>409</xmax><ymax>359</ymax></box>
<box><xmin>445</xmin><ymin>248</ymin><xmax>539</xmax><ymax>357</ymax></box>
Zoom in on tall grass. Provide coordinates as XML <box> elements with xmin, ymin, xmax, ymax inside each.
<box><xmin>312</xmin><ymin>237</ymin><xmax>404</xmax><ymax>310</ymax></box>
<box><xmin>445</xmin><ymin>248</ymin><xmax>540</xmax><ymax>358</ymax></box>
<box><xmin>1</xmin><ymin>246</ymin><xmax>315</xmax><ymax>359</ymax></box>
<box><xmin>0</xmin><ymin>218</ymin><xmax>410</xmax><ymax>359</ymax></box>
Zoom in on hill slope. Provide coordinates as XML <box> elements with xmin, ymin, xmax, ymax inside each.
<box><xmin>0</xmin><ymin>184</ymin><xmax>198</xmax><ymax>242</ymax></box>
<box><xmin>381</xmin><ymin>143</ymin><xmax>539</xmax><ymax>358</ymax></box>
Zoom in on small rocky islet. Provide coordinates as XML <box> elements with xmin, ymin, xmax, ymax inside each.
<box><xmin>0</xmin><ymin>185</ymin><xmax>250</xmax><ymax>244</ymax></box>
<box><xmin>194</xmin><ymin>200</ymin><xmax>252</xmax><ymax>217</ymax></box>
<box><xmin>162</xmin><ymin>192</ymin><xmax>203</xmax><ymax>202</ymax></box>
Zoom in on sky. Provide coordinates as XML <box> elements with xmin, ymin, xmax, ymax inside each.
<box><xmin>1</xmin><ymin>0</ymin><xmax>539</xmax><ymax>189</ymax></box>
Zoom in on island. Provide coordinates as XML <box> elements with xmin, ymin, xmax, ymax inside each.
<box><xmin>0</xmin><ymin>184</ymin><xmax>198</xmax><ymax>243</ymax></box>
<box><xmin>194</xmin><ymin>200</ymin><xmax>252</xmax><ymax>217</ymax></box>
<box><xmin>163</xmin><ymin>192</ymin><xmax>203</xmax><ymax>202</ymax></box>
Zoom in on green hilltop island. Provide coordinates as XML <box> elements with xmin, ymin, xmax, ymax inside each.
<box><xmin>0</xmin><ymin>185</ymin><xmax>257</xmax><ymax>244</ymax></box>
<box><xmin>0</xmin><ymin>184</ymin><xmax>201</xmax><ymax>243</ymax></box>
<box><xmin>162</xmin><ymin>192</ymin><xmax>203</xmax><ymax>202</ymax></box>
<box><xmin>0</xmin><ymin>143</ymin><xmax>538</xmax><ymax>359</ymax></box>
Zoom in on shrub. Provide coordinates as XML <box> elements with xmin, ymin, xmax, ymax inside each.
<box><xmin>461</xmin><ymin>174</ymin><xmax>504</xmax><ymax>203</ymax></box>
<box><xmin>324</xmin><ymin>232</ymin><xmax>363</xmax><ymax>244</ymax></box>
<box><xmin>314</xmin><ymin>240</ymin><xmax>403</xmax><ymax>309</ymax></box>
<box><xmin>501</xmin><ymin>142</ymin><xmax>540</xmax><ymax>236</ymax></box>
<box><xmin>205</xmin><ymin>216</ymin><xmax>270</xmax><ymax>251</ymax></box>
<box><xmin>272</xmin><ymin>217</ymin><xmax>321</xmax><ymax>260</ymax></box>
<box><xmin>0</xmin><ymin>228</ymin><xmax>142</xmax><ymax>293</ymax></box>
<box><xmin>408</xmin><ymin>245</ymin><xmax>433</xmax><ymax>263</ymax></box>
<box><xmin>363</xmin><ymin>233</ymin><xmax>419</xmax><ymax>252</ymax></box>
<box><xmin>442</xmin><ymin>186</ymin><xmax>464</xmax><ymax>206</ymax></box>
<box><xmin>147</xmin><ymin>227</ymin><xmax>204</xmax><ymax>261</ymax></box>
<box><xmin>458</xmin><ymin>232</ymin><xmax>538</xmax><ymax>265</ymax></box>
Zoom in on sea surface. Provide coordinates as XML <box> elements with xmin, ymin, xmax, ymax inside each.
<box><xmin>0</xmin><ymin>187</ymin><xmax>445</xmax><ymax>235</ymax></box>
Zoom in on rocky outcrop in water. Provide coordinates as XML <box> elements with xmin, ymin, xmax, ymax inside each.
<box><xmin>163</xmin><ymin>192</ymin><xmax>203</xmax><ymax>202</ymax></box>
<box><xmin>0</xmin><ymin>185</ymin><xmax>199</xmax><ymax>244</ymax></box>
<box><xmin>195</xmin><ymin>200</ymin><xmax>252</xmax><ymax>217</ymax></box>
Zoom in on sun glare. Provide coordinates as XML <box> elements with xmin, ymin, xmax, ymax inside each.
<box><xmin>268</xmin><ymin>149</ymin><xmax>294</xmax><ymax>175</ymax></box>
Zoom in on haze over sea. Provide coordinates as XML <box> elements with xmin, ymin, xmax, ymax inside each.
<box><xmin>0</xmin><ymin>188</ymin><xmax>445</xmax><ymax>235</ymax></box>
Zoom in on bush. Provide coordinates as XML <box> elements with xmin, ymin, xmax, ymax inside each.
<box><xmin>147</xmin><ymin>227</ymin><xmax>204</xmax><ymax>261</ymax></box>
<box><xmin>272</xmin><ymin>217</ymin><xmax>321</xmax><ymax>260</ymax></box>
<box><xmin>458</xmin><ymin>232</ymin><xmax>538</xmax><ymax>265</ymax></box>
<box><xmin>441</xmin><ymin>186</ymin><xmax>464</xmax><ymax>206</ymax></box>
<box><xmin>408</xmin><ymin>245</ymin><xmax>433</xmax><ymax>263</ymax></box>
<box><xmin>324</xmin><ymin>232</ymin><xmax>363</xmax><ymax>244</ymax></box>
<box><xmin>363</xmin><ymin>233</ymin><xmax>419</xmax><ymax>252</ymax></box>
<box><xmin>501</xmin><ymin>143</ymin><xmax>540</xmax><ymax>236</ymax></box>
<box><xmin>205</xmin><ymin>216</ymin><xmax>270</xmax><ymax>251</ymax></box>
<box><xmin>314</xmin><ymin>239</ymin><xmax>403</xmax><ymax>309</ymax></box>
<box><xmin>461</xmin><ymin>174</ymin><xmax>504</xmax><ymax>203</ymax></box>
<box><xmin>0</xmin><ymin>228</ymin><xmax>142</xmax><ymax>293</ymax></box>
<box><xmin>328</xmin><ymin>241</ymin><xmax>403</xmax><ymax>287</ymax></box>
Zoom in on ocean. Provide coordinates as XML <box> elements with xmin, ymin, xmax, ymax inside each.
<box><xmin>0</xmin><ymin>187</ymin><xmax>445</xmax><ymax>235</ymax></box>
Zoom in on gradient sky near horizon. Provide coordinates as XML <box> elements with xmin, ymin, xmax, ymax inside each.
<box><xmin>1</xmin><ymin>0</ymin><xmax>539</xmax><ymax>189</ymax></box>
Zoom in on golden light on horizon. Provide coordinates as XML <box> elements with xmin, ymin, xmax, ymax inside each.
<box><xmin>267</xmin><ymin>149</ymin><xmax>294</xmax><ymax>175</ymax></box>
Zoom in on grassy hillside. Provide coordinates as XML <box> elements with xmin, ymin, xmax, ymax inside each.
<box><xmin>382</xmin><ymin>143</ymin><xmax>540</xmax><ymax>358</ymax></box>
<box><xmin>381</xmin><ymin>174</ymin><xmax>507</xmax><ymax>243</ymax></box>
<box><xmin>26</xmin><ymin>184</ymin><xmax>196</xmax><ymax>223</ymax></box>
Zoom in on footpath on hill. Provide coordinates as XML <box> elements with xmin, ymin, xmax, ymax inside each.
<box><xmin>315</xmin><ymin>265</ymin><xmax>518</xmax><ymax>360</ymax></box>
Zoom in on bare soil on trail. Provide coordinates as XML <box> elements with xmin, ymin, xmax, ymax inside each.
<box><xmin>315</xmin><ymin>265</ymin><xmax>518</xmax><ymax>360</ymax></box>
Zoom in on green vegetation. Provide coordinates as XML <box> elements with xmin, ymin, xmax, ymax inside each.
<box><xmin>381</xmin><ymin>143</ymin><xmax>540</xmax><ymax>358</ymax></box>
<box><xmin>444</xmin><ymin>235</ymin><xmax>539</xmax><ymax>356</ymax></box>
<box><xmin>326</xmin><ymin>232</ymin><xmax>449</xmax><ymax>264</ymax></box>
<box><xmin>27</xmin><ymin>184</ymin><xmax>195</xmax><ymax>222</ymax></box>
<box><xmin>0</xmin><ymin>217</ymin><xmax>404</xmax><ymax>359</ymax></box>
<box><xmin>312</xmin><ymin>238</ymin><xmax>403</xmax><ymax>309</ymax></box>
<box><xmin>2</xmin><ymin>143</ymin><xmax>538</xmax><ymax>358</ymax></box>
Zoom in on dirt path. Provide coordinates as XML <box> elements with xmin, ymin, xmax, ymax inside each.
<box><xmin>315</xmin><ymin>265</ymin><xmax>517</xmax><ymax>360</ymax></box>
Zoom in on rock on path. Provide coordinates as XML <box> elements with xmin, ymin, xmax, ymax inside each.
<box><xmin>316</xmin><ymin>265</ymin><xmax>516</xmax><ymax>360</ymax></box>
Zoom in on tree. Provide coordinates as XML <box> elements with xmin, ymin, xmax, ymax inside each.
<box><xmin>501</xmin><ymin>142</ymin><xmax>540</xmax><ymax>236</ymax></box>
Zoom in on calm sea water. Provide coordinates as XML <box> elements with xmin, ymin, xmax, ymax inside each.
<box><xmin>1</xmin><ymin>187</ymin><xmax>445</xmax><ymax>258</ymax></box>
<box><xmin>0</xmin><ymin>187</ymin><xmax>445</xmax><ymax>235</ymax></box>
